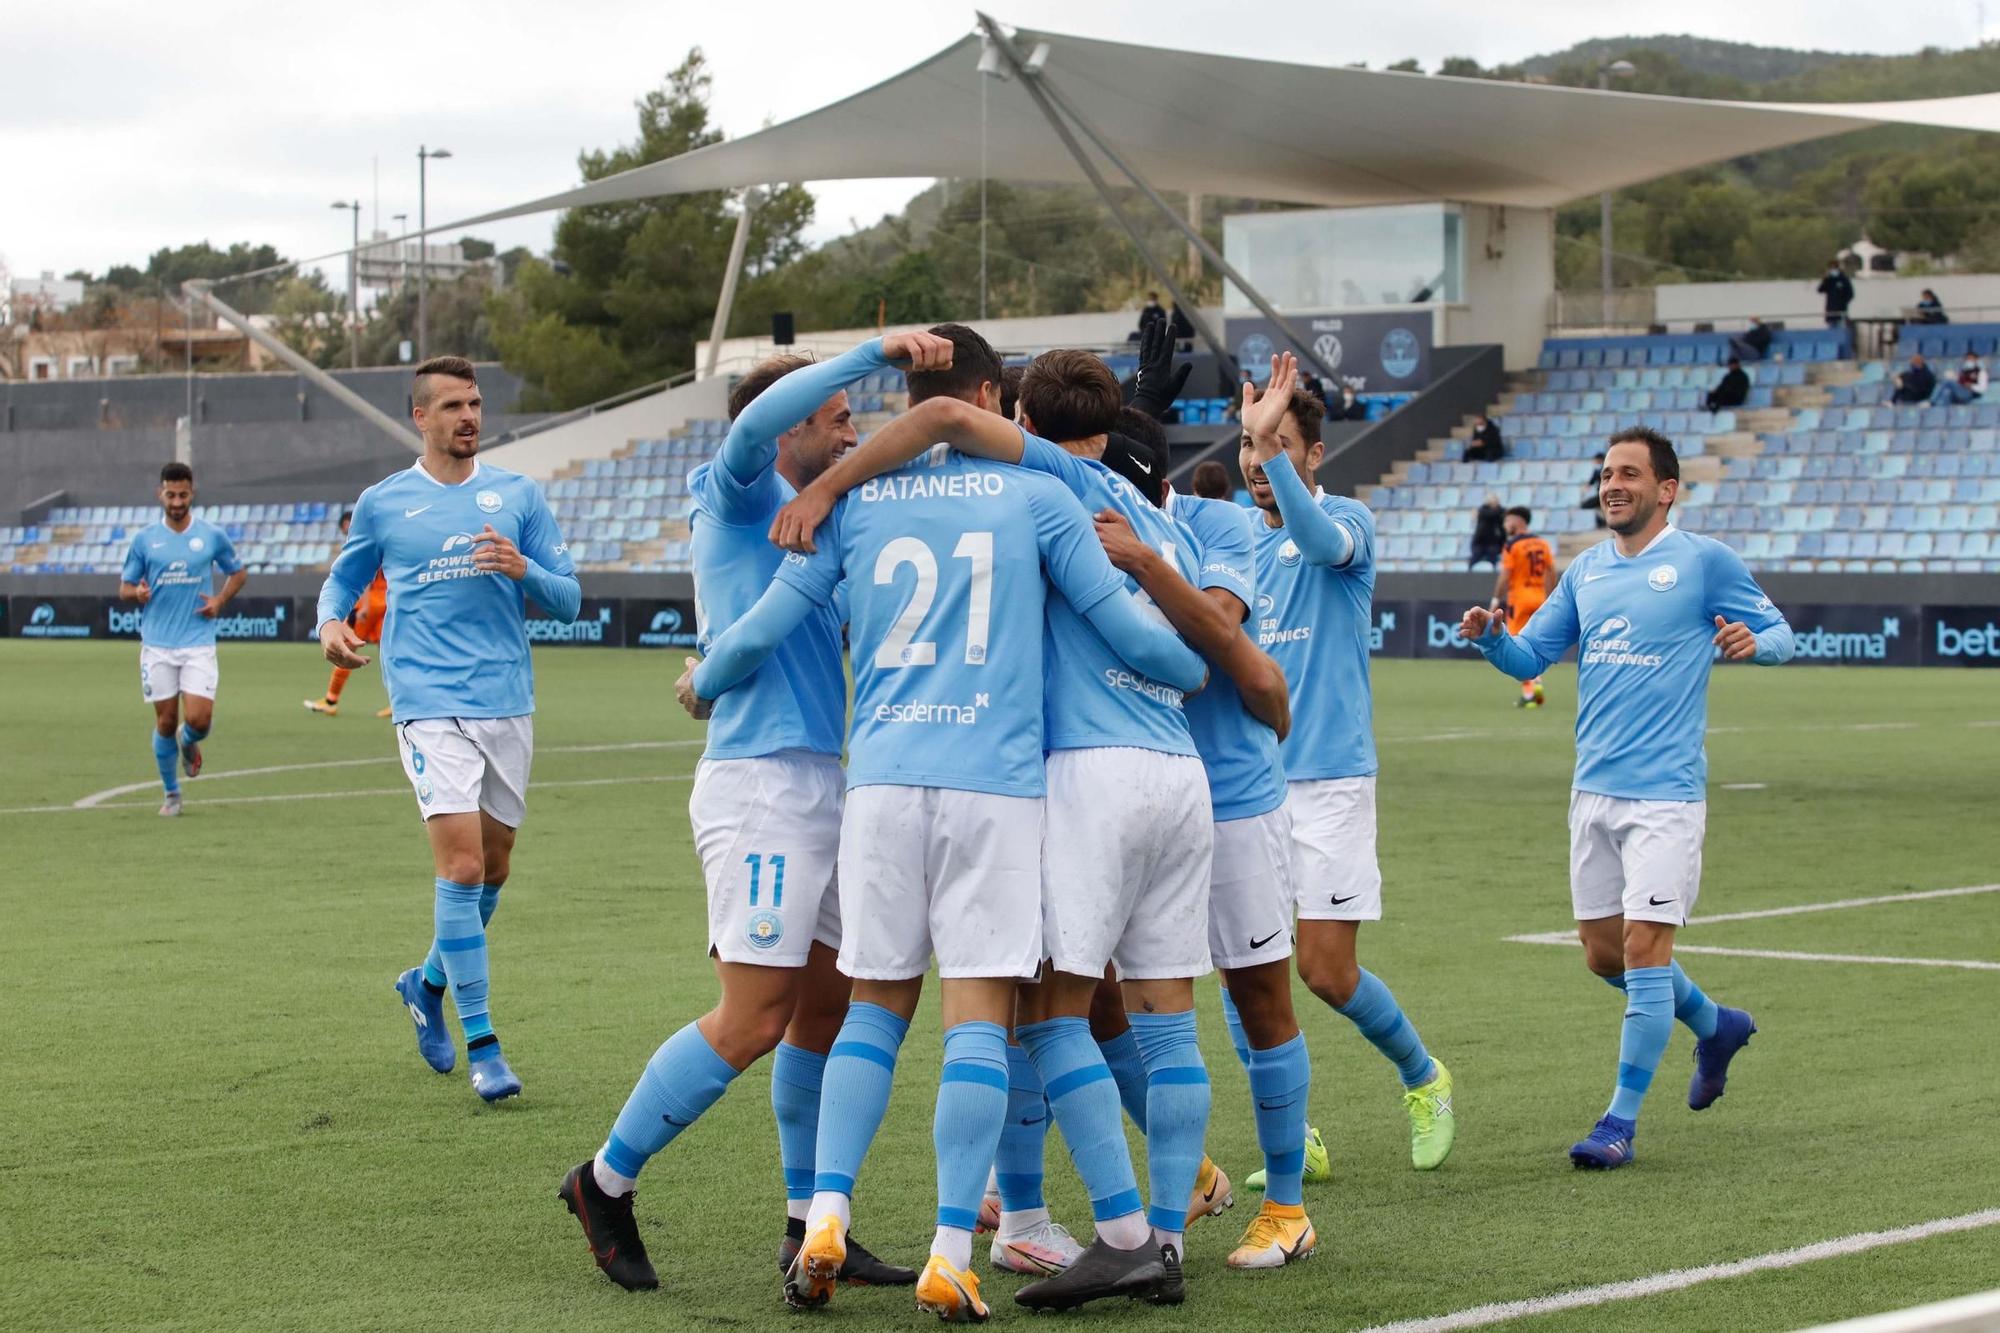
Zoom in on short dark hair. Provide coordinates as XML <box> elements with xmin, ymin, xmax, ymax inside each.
<box><xmin>1506</xmin><ymin>505</ymin><xmax>1532</xmax><ymax>524</ymax></box>
<box><xmin>999</xmin><ymin>364</ymin><xmax>1025</xmax><ymax>421</ymax></box>
<box><xmin>906</xmin><ymin>323</ymin><xmax>1003</xmax><ymax>405</ymax></box>
<box><xmin>1114</xmin><ymin>405</ymin><xmax>1167</xmax><ymax>454</ymax></box>
<box><xmin>1282</xmin><ymin>384</ymin><xmax>1324</xmax><ymax>447</ymax></box>
<box><xmin>1191</xmin><ymin>459</ymin><xmax>1232</xmax><ymax>500</ymax></box>
<box><xmin>339</xmin><ymin>508</ymin><xmax>354</xmax><ymax>525</ymax></box>
<box><xmin>1605</xmin><ymin>425</ymin><xmax>1679</xmax><ymax>489</ymax></box>
<box><xmin>1727</xmin><ymin>357</ymin><xmax>1740</xmax><ymax>368</ymax></box>
<box><xmin>412</xmin><ymin>355</ymin><xmax>478</xmax><ymax>407</ymax></box>
<box><xmin>159</xmin><ymin>462</ymin><xmax>193</xmax><ymax>485</ymax></box>
<box><xmin>728</xmin><ymin>353</ymin><xmax>814</xmax><ymax>422</ymax></box>
<box><xmin>1019</xmin><ymin>350</ymin><xmax>1121</xmax><ymax>442</ymax></box>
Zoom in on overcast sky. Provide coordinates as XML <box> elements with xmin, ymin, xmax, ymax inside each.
<box><xmin>3</xmin><ymin>0</ymin><xmax>1984</xmax><ymax>288</ymax></box>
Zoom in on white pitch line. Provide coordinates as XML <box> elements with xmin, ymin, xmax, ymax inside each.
<box><xmin>1720</xmin><ymin>782</ymin><xmax>1767</xmax><ymax>790</ymax></box>
<box><xmin>1356</xmin><ymin>1208</ymin><xmax>2000</xmax><ymax>1333</ymax></box>
<box><xmin>77</xmin><ymin>771</ymin><xmax>699</xmax><ymax>813</ymax></box>
<box><xmin>1691</xmin><ymin>884</ymin><xmax>2000</xmax><ymax>926</ymax></box>
<box><xmin>1674</xmin><ymin>944</ymin><xmax>2000</xmax><ymax>972</ymax></box>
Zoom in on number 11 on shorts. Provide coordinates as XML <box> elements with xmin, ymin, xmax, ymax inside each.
<box><xmin>744</xmin><ymin>853</ymin><xmax>786</xmax><ymax>907</ymax></box>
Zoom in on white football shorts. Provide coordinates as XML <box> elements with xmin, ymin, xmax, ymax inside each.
<box><xmin>690</xmin><ymin>750</ymin><xmax>844</xmax><ymax>967</ymax></box>
<box><xmin>1569</xmin><ymin>790</ymin><xmax>1707</xmax><ymax>927</ymax></box>
<box><xmin>396</xmin><ymin>715</ymin><xmax>533</xmax><ymax>828</ymax></box>
<box><xmin>1041</xmin><ymin>747</ymin><xmax>1214</xmax><ymax>980</ymax></box>
<box><xmin>139</xmin><ymin>645</ymin><xmax>218</xmax><ymax>702</ymax></box>
<box><xmin>1288</xmin><ymin>776</ymin><xmax>1384</xmax><ymax>921</ymax></box>
<box><xmin>835</xmin><ymin>784</ymin><xmax>1044</xmax><ymax>982</ymax></box>
<box><xmin>1207</xmin><ymin>804</ymin><xmax>1297</xmax><ymax>972</ymax></box>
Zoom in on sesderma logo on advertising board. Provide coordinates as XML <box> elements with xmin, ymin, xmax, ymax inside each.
<box><xmin>1778</xmin><ymin>604</ymin><xmax>1921</xmax><ymax>667</ymax></box>
<box><xmin>526</xmin><ymin>600</ymin><xmax>620</xmax><ymax>646</ymax></box>
<box><xmin>214</xmin><ymin>600</ymin><xmax>290</xmax><ymax>641</ymax></box>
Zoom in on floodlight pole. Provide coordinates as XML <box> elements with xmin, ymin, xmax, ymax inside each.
<box><xmin>706</xmin><ymin>189</ymin><xmax>759</xmax><ymax>379</ymax></box>
<box><xmin>995</xmin><ymin>20</ymin><xmax>1340</xmax><ymax>387</ymax></box>
<box><xmin>973</xmin><ymin>13</ymin><xmax>1240</xmax><ymax>382</ymax></box>
<box><xmin>183</xmin><ymin>281</ymin><xmax>420</xmax><ymax>451</ymax></box>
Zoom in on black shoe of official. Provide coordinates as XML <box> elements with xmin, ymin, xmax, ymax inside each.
<box><xmin>778</xmin><ymin>1218</ymin><xmax>918</xmax><ymax>1286</ymax></box>
<box><xmin>1014</xmin><ymin>1237</ymin><xmax>1170</xmax><ymax>1311</ymax></box>
<box><xmin>559</xmin><ymin>1160</ymin><xmax>658</xmax><ymax>1291</ymax></box>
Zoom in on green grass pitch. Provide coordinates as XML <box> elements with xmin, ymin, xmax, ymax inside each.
<box><xmin>2</xmin><ymin>641</ymin><xmax>1995</xmax><ymax>1331</ymax></box>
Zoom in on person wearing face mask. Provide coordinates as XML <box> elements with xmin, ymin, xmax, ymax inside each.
<box><xmin>1930</xmin><ymin>353</ymin><xmax>1987</xmax><ymax>406</ymax></box>
<box><xmin>1817</xmin><ymin>259</ymin><xmax>1854</xmax><ymax>329</ymax></box>
<box><xmin>1914</xmin><ymin>289</ymin><xmax>1948</xmax><ymax>325</ymax></box>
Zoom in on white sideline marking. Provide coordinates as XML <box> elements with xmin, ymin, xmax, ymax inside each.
<box><xmin>1721</xmin><ymin>782</ymin><xmax>1768</xmax><ymax>790</ymax></box>
<box><xmin>1356</xmin><ymin>1208</ymin><xmax>2000</xmax><ymax>1333</ymax></box>
<box><xmin>1808</xmin><ymin>1286</ymin><xmax>2000</xmax><ymax>1331</ymax></box>
<box><xmin>72</xmin><ymin>771</ymin><xmax>699</xmax><ymax>813</ymax></box>
<box><xmin>1507</xmin><ymin>885</ymin><xmax>2000</xmax><ymax>971</ymax></box>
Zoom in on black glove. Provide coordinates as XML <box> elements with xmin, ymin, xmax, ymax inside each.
<box><xmin>1130</xmin><ymin>317</ymin><xmax>1193</xmax><ymax>420</ymax></box>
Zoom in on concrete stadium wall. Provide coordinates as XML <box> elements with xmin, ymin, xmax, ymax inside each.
<box><xmin>0</xmin><ymin>363</ymin><xmax>527</xmax><ymax>432</ymax></box>
<box><xmin>1655</xmin><ymin>274</ymin><xmax>2000</xmax><ymax>329</ymax></box>
<box><xmin>1442</xmin><ymin>205</ymin><xmax>1556</xmax><ymax>372</ymax></box>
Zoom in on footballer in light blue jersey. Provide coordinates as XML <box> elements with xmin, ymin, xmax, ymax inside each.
<box><xmin>1241</xmin><ymin>353</ymin><xmax>1457</xmax><ymax>1173</ymax></box>
<box><xmin>565</xmin><ymin>333</ymin><xmax>959</xmax><ymax>1294</ymax></box>
<box><xmin>315</xmin><ymin>357</ymin><xmax>579</xmax><ymax>1106</ymax></box>
<box><xmin>1462</xmin><ymin>427</ymin><xmax>1790</xmax><ymax>1170</ymax></box>
<box><xmin>117</xmin><ymin>462</ymin><xmax>248</xmax><ymax>814</ymax></box>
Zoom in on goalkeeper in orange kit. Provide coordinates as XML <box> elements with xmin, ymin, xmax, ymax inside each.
<box><xmin>304</xmin><ymin>510</ymin><xmax>391</xmax><ymax>718</ymax></box>
<box><xmin>1490</xmin><ymin>506</ymin><xmax>1555</xmax><ymax>708</ymax></box>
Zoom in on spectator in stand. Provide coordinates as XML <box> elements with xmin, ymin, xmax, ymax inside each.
<box><xmin>999</xmin><ymin>363</ymin><xmax>1025</xmax><ymax>421</ymax></box>
<box><xmin>1326</xmin><ymin>384</ymin><xmax>1367</xmax><ymax>422</ymax></box>
<box><xmin>1469</xmin><ymin>494</ymin><xmax>1507</xmax><ymax>569</ymax></box>
<box><xmin>1914</xmin><ymin>289</ymin><xmax>1949</xmax><ymax>325</ymax></box>
<box><xmin>1729</xmin><ymin>317</ymin><xmax>1773</xmax><ymax>363</ymax></box>
<box><xmin>1704</xmin><ymin>358</ymin><xmax>1750</xmax><ymax>413</ymax></box>
<box><xmin>1191</xmin><ymin>459</ymin><xmax>1233</xmax><ymax>500</ymax></box>
<box><xmin>1580</xmin><ymin>451</ymin><xmax>1607</xmax><ymax>529</ymax></box>
<box><xmin>1930</xmin><ymin>352</ymin><xmax>1987</xmax><ymax>406</ymax></box>
<box><xmin>1137</xmin><ymin>291</ymin><xmax>1166</xmax><ymax>340</ymax></box>
<box><xmin>1464</xmin><ymin>413</ymin><xmax>1506</xmax><ymax>462</ymax></box>
<box><xmin>1818</xmin><ymin>258</ymin><xmax>1855</xmax><ymax>328</ymax></box>
<box><xmin>1886</xmin><ymin>354</ymin><xmax>1937</xmax><ymax>405</ymax></box>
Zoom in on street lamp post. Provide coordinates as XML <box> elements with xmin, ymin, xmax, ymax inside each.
<box><xmin>1598</xmin><ymin>61</ymin><xmax>1636</xmax><ymax>329</ymax></box>
<box><xmin>416</xmin><ymin>146</ymin><xmax>452</xmax><ymax>361</ymax></box>
<box><xmin>331</xmin><ymin>200</ymin><xmax>361</xmax><ymax>368</ymax></box>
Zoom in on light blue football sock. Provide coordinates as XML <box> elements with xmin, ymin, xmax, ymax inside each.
<box><xmin>1217</xmin><ymin>985</ymin><xmax>1254</xmax><ymax>1072</ymax></box>
<box><xmin>433</xmin><ymin>877</ymin><xmax>499</xmax><ymax>1060</ymax></box>
<box><xmin>425</xmin><ymin>882</ymin><xmax>500</xmax><ymax>990</ymax></box>
<box><xmin>813</xmin><ymin>1002</ymin><xmax>908</xmax><ymax>1199</ymax></box>
<box><xmin>771</xmin><ymin>1042</ymin><xmax>825</xmax><ymax>1211</ymax></box>
<box><xmin>151</xmin><ymin>729</ymin><xmax>180</xmax><ymax>795</ymax></box>
<box><xmin>995</xmin><ymin>1042</ymin><xmax>1049</xmax><ymax>1213</ymax></box>
<box><xmin>1096</xmin><ymin>1027</ymin><xmax>1151</xmax><ymax>1131</ymax></box>
<box><xmin>178</xmin><ymin>721</ymin><xmax>207</xmax><ymax>747</ymax></box>
<box><xmin>1248</xmin><ymin>1034</ymin><xmax>1311</xmax><ymax>1207</ymax></box>
<box><xmin>600</xmin><ymin>1021</ymin><xmax>740</xmax><ymax>1183</ymax></box>
<box><xmin>1020</xmin><ymin>1016</ymin><xmax>1143</xmax><ymax>1228</ymax></box>
<box><xmin>1607</xmin><ymin>965</ymin><xmax>1675</xmax><ymax>1121</ymax></box>
<box><xmin>1130</xmin><ymin>1011</ymin><xmax>1210</xmax><ymax>1241</ymax></box>
<box><xmin>934</xmin><ymin>1022</ymin><xmax>1009</xmax><ymax>1232</ymax></box>
<box><xmin>1602</xmin><ymin>962</ymin><xmax>1719</xmax><ymax>1040</ymax></box>
<box><xmin>1335</xmin><ymin>968</ymin><xmax>1437</xmax><ymax>1088</ymax></box>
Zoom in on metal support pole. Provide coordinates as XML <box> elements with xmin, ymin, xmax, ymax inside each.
<box><xmin>1599</xmin><ymin>70</ymin><xmax>1613</xmax><ymax>328</ymax></box>
<box><xmin>706</xmin><ymin>191</ymin><xmax>758</xmax><ymax>379</ymax></box>
<box><xmin>347</xmin><ymin>201</ymin><xmax>360</xmax><ymax>369</ymax></box>
<box><xmin>184</xmin><ymin>282</ymin><xmax>418</xmax><ymax>451</ymax></box>
<box><xmin>1002</xmin><ymin>32</ymin><xmax>1340</xmax><ymax>386</ymax></box>
<box><xmin>973</xmin><ymin>14</ymin><xmax>1237</xmax><ymax>381</ymax></box>
<box><xmin>418</xmin><ymin>147</ymin><xmax>429</xmax><ymax>362</ymax></box>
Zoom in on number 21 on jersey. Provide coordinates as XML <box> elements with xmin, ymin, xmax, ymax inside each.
<box><xmin>873</xmin><ymin>532</ymin><xmax>993</xmax><ymax>668</ymax></box>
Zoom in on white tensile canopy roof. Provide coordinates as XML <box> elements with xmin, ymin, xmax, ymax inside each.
<box><xmin>445</xmin><ymin>21</ymin><xmax>2000</xmax><ymax>231</ymax></box>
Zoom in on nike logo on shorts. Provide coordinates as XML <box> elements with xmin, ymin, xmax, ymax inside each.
<box><xmin>1647</xmin><ymin>895</ymin><xmax>1674</xmax><ymax>906</ymax></box>
<box><xmin>1329</xmin><ymin>894</ymin><xmax>1359</xmax><ymax>906</ymax></box>
<box><xmin>1249</xmin><ymin>930</ymin><xmax>1285</xmax><ymax>950</ymax></box>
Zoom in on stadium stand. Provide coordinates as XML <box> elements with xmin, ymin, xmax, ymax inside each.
<box><xmin>1367</xmin><ymin>331</ymin><xmax>2000</xmax><ymax>575</ymax></box>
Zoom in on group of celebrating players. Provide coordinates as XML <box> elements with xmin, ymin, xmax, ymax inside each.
<box><xmin>116</xmin><ymin>319</ymin><xmax>1797</xmax><ymax>1322</ymax></box>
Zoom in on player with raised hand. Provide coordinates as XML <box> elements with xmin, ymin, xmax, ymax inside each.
<box><xmin>558</xmin><ymin>331</ymin><xmax>951</xmax><ymax>1296</ymax></box>
<box><xmin>1459</xmin><ymin>426</ymin><xmax>1793</xmax><ymax>1169</ymax></box>
<box><xmin>117</xmin><ymin>461</ymin><xmax>246</xmax><ymax>817</ymax></box>
<box><xmin>684</xmin><ymin>325</ymin><xmax>1207</xmax><ymax>1321</ymax></box>
<box><xmin>1240</xmin><ymin>352</ymin><xmax>1459</xmax><ymax>1172</ymax></box>
<box><xmin>315</xmin><ymin>355</ymin><xmax>579</xmax><ymax>1105</ymax></box>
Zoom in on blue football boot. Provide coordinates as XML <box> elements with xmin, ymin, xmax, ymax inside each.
<box><xmin>469</xmin><ymin>1051</ymin><xmax>522</xmax><ymax>1102</ymax></box>
<box><xmin>1689</xmin><ymin>1006</ymin><xmax>1757</xmax><ymax>1110</ymax></box>
<box><xmin>393</xmin><ymin>967</ymin><xmax>455</xmax><ymax>1074</ymax></box>
<box><xmin>1569</xmin><ymin>1114</ymin><xmax>1637</xmax><ymax>1170</ymax></box>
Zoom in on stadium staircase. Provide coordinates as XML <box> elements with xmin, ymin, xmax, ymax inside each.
<box><xmin>1362</xmin><ymin>324</ymin><xmax>2000</xmax><ymax>575</ymax></box>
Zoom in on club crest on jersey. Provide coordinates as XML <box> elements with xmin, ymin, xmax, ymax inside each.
<box><xmin>746</xmin><ymin>909</ymin><xmax>784</xmax><ymax>949</ymax></box>
<box><xmin>476</xmin><ymin>490</ymin><xmax>502</xmax><ymax>513</ymax></box>
<box><xmin>1648</xmin><ymin>564</ymin><xmax>1678</xmax><ymax>591</ymax></box>
<box><xmin>189</xmin><ymin>537</ymin><xmax>205</xmax><ymax>552</ymax></box>
<box><xmin>1278</xmin><ymin>540</ymin><xmax>1302</xmax><ymax>567</ymax></box>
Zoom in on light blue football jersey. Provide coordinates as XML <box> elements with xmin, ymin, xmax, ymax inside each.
<box><xmin>1478</xmin><ymin>525</ymin><xmax>1793</xmax><ymax>801</ymax></box>
<box><xmin>773</xmin><ymin>448</ymin><xmax>1128</xmax><ymax>798</ymax></box>
<box><xmin>315</xmin><ymin>460</ymin><xmax>578</xmax><ymax>723</ymax></box>
<box><xmin>1167</xmin><ymin>489</ymin><xmax>1287</xmax><ymax>822</ymax></box>
<box><xmin>686</xmin><ymin>341</ymin><xmax>890</xmax><ymax>759</ymax></box>
<box><xmin>121</xmin><ymin>518</ymin><xmax>242</xmax><ymax>649</ymax></box>
<box><xmin>1013</xmin><ymin>435</ymin><xmax>1199</xmax><ymax>757</ymax></box>
<box><xmin>1251</xmin><ymin>455</ymin><xmax>1379</xmax><ymax>781</ymax></box>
